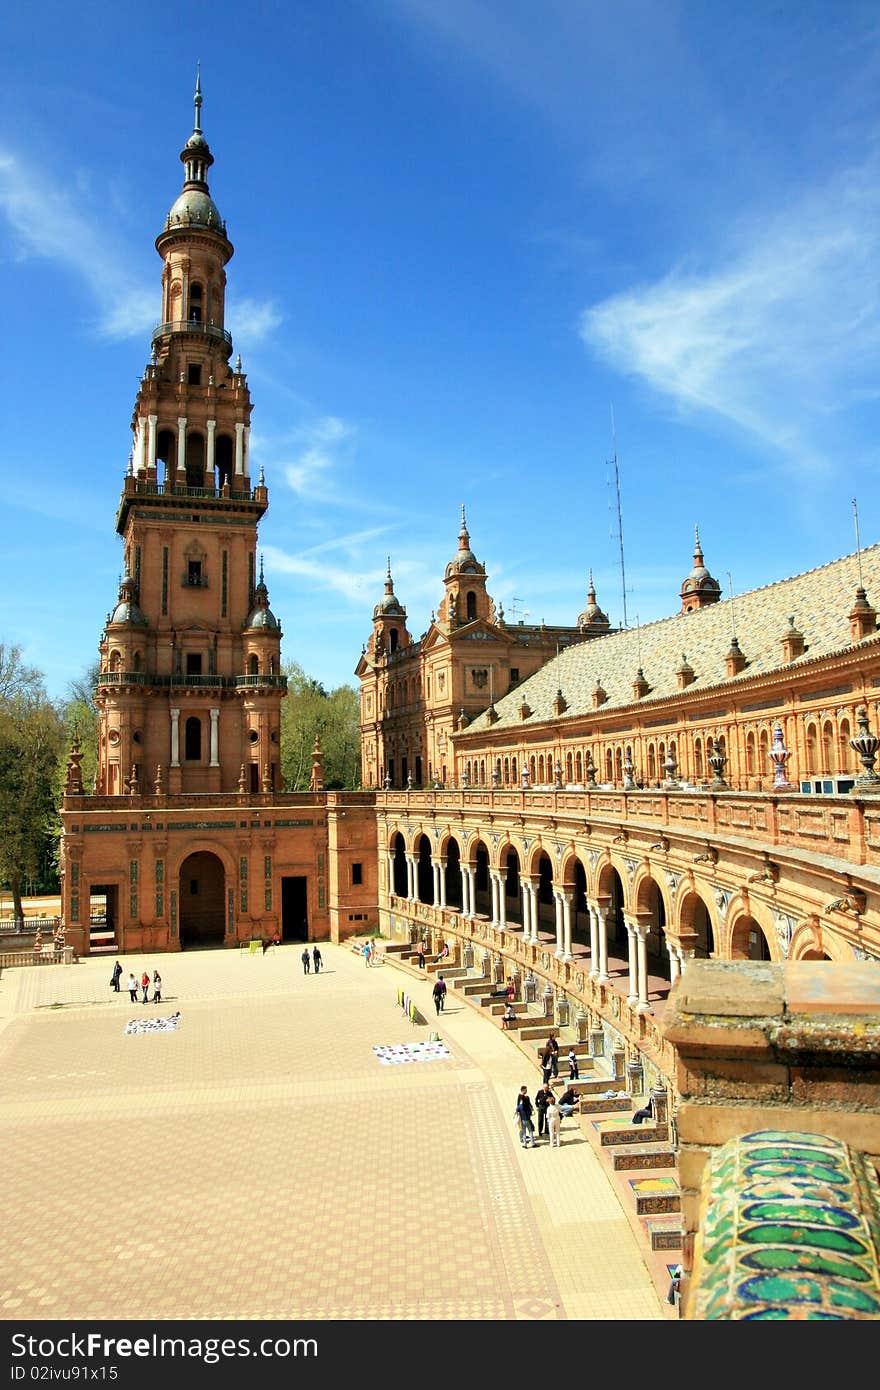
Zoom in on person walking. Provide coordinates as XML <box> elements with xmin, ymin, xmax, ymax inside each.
<box><xmin>301</xmin><ymin>948</ymin><xmax>311</xmax><ymax>975</ymax></box>
<box><xmin>110</xmin><ymin>960</ymin><xmax>123</xmax><ymax>992</ymax></box>
<box><xmin>437</xmin><ymin>975</ymin><xmax>447</xmax><ymax>1011</ymax></box>
<box><xmin>362</xmin><ymin>941</ymin><xmax>371</xmax><ymax>967</ymax></box>
<box><xmin>567</xmin><ymin>1047</ymin><xmax>579</xmax><ymax>1081</ymax></box>
<box><xmin>514</xmin><ymin>1086</ymin><xmax>535</xmax><ymax>1149</ymax></box>
<box><xmin>127</xmin><ymin>972</ymin><xmax>138</xmax><ymax>1003</ymax></box>
<box><xmin>544</xmin><ymin>1032</ymin><xmax>560</xmax><ymax>1078</ymax></box>
<box><xmin>432</xmin><ymin>976</ymin><xmax>445</xmax><ymax>1016</ymax></box>
<box><xmin>140</xmin><ymin>970</ymin><xmax>150</xmax><ymax>1004</ymax></box>
<box><xmin>534</xmin><ymin>1083</ymin><xmax>553</xmax><ymax>1141</ymax></box>
<box><xmin>547</xmin><ymin>1097</ymin><xmax>562</xmax><ymax>1148</ymax></box>
<box><xmin>152</xmin><ymin>970</ymin><xmax>162</xmax><ymax>1004</ymax></box>
<box><xmin>312</xmin><ymin>945</ymin><xmax>322</xmax><ymax>973</ymax></box>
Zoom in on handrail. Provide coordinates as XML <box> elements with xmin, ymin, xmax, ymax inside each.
<box><xmin>151</xmin><ymin>319</ymin><xmax>232</xmax><ymax>347</ymax></box>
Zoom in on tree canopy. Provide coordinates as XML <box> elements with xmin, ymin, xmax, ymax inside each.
<box><xmin>280</xmin><ymin>662</ymin><xmax>361</xmax><ymax>790</ymax></box>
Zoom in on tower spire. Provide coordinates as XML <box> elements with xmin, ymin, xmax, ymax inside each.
<box><xmin>193</xmin><ymin>64</ymin><xmax>203</xmax><ymax>136</ymax></box>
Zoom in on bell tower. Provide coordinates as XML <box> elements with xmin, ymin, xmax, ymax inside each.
<box><xmin>96</xmin><ymin>77</ymin><xmax>285</xmax><ymax>799</ymax></box>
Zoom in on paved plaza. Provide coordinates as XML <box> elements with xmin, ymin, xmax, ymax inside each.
<box><xmin>0</xmin><ymin>943</ymin><xmax>664</xmax><ymax>1322</ymax></box>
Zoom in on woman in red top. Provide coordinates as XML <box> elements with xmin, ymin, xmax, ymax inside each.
<box><xmin>140</xmin><ymin>970</ymin><xmax>150</xmax><ymax>1004</ymax></box>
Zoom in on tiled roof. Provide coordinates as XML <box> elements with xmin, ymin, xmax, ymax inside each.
<box><xmin>465</xmin><ymin>544</ymin><xmax>880</xmax><ymax>734</ymax></box>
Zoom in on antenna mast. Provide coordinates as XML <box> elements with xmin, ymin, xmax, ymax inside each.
<box><xmin>611</xmin><ymin>404</ymin><xmax>628</xmax><ymax>629</ymax></box>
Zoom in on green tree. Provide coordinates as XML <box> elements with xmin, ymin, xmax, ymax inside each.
<box><xmin>280</xmin><ymin>661</ymin><xmax>361</xmax><ymax>790</ymax></box>
<box><xmin>56</xmin><ymin>662</ymin><xmax>100</xmax><ymax>800</ymax></box>
<box><xmin>0</xmin><ymin>647</ymin><xmax>65</xmax><ymax>916</ymax></box>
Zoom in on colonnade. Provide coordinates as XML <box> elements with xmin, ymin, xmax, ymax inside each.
<box><xmin>386</xmin><ymin>848</ymin><xmax>682</xmax><ymax>1015</ymax></box>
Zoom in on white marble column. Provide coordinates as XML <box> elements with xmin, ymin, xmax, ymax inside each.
<box><xmin>387</xmin><ymin>851</ymin><xmax>395</xmax><ymax>897</ymax></box>
<box><xmin>625</xmin><ymin>918</ymin><xmax>639</xmax><ymax>1005</ymax></box>
<box><xmin>234</xmin><ymin>422</ymin><xmax>245</xmax><ymax>478</ymax></box>
<box><xmin>497</xmin><ymin>873</ymin><xmax>508</xmax><ymax>930</ymax></box>
<box><xmin>432</xmin><ymin>860</ymin><xmax>441</xmax><ymax>907</ymax></box>
<box><xmin>553</xmin><ymin>890</ymin><xmax>564</xmax><ymax>957</ymax></box>
<box><xmin>635</xmin><ymin>924</ymin><xmax>651</xmax><ymax>1012</ymax></box>
<box><xmin>668</xmin><ymin>940</ymin><xmax>681</xmax><ymax>985</ymax></box>
<box><xmin>490</xmin><ymin>872</ymin><xmax>499</xmax><ymax>926</ymax></box>
<box><xmin>527</xmin><ymin>881</ymin><xmax>539</xmax><ymax>942</ymax></box>
<box><xmin>176</xmin><ymin>417</ymin><xmax>187</xmax><ymax>479</ymax></box>
<box><xmin>521</xmin><ymin>882</ymin><xmax>531</xmax><ymax>938</ymax></box>
<box><xmin>406</xmin><ymin>854</ymin><xmax>416</xmax><ymax>900</ymax></box>
<box><xmin>135</xmin><ymin>419</ymin><xmax>146</xmax><ymax>475</ymax></box>
<box><xmin>209</xmin><ymin>708</ymin><xmax>219</xmax><ymax>767</ymax></box>
<box><xmin>561</xmin><ymin>890</ymin><xmax>573</xmax><ymax>961</ymax></box>
<box><xmin>243</xmin><ymin>425</ymin><xmax>250</xmax><ymax>478</ymax></box>
<box><xmin>148</xmin><ymin>413</ymin><xmax>159</xmax><ymax>471</ymax></box>
<box><xmin>596</xmin><ymin>905</ymin><xmax>610</xmax><ymax>983</ymax></box>
<box><xmin>206</xmin><ymin>419</ymin><xmax>216</xmax><ymax>481</ymax></box>
<box><xmin>170</xmin><ymin>708</ymin><xmax>180</xmax><ymax>767</ymax></box>
<box><xmin>588</xmin><ymin>902</ymin><xmax>599</xmax><ymax>978</ymax></box>
<box><xmin>438</xmin><ymin>861</ymin><xmax>447</xmax><ymax>909</ymax></box>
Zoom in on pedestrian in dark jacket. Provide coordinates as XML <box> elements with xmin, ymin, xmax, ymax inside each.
<box><xmin>312</xmin><ymin>945</ymin><xmax>322</xmax><ymax>973</ymax></box>
<box><xmin>301</xmin><ymin>948</ymin><xmax>311</xmax><ymax>975</ymax></box>
<box><xmin>515</xmin><ymin>1086</ymin><xmax>535</xmax><ymax>1148</ymax></box>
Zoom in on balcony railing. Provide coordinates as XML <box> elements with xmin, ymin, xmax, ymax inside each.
<box><xmin>96</xmin><ymin>672</ymin><xmax>288</xmax><ymax>692</ymax></box>
<box><xmin>124</xmin><ymin>479</ymin><xmax>255</xmax><ymax>502</ymax></box>
<box><xmin>151</xmin><ymin>320</ymin><xmax>233</xmax><ymax>349</ymax></box>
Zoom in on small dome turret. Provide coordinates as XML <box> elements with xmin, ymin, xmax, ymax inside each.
<box><xmin>445</xmin><ymin>505</ymin><xmax>485</xmax><ymax>579</ymax></box>
<box><xmin>108</xmin><ymin>572</ymin><xmax>147</xmax><ymax>627</ymax></box>
<box><xmin>681</xmin><ymin>526</ymin><xmax>721</xmax><ymax>612</ymax></box>
<box><xmin>373</xmin><ymin>559</ymin><xmax>406</xmax><ymax>618</ymax></box>
<box><xmin>578</xmin><ymin>570</ymin><xmax>610</xmax><ymax>635</ymax></box>
<box><xmin>245</xmin><ymin>557</ymin><xmax>280</xmax><ymax>631</ymax></box>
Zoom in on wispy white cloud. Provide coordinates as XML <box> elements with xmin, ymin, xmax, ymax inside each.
<box><xmin>228</xmin><ymin>296</ymin><xmax>282</xmax><ymax>346</ymax></box>
<box><xmin>250</xmin><ymin>416</ymin><xmax>358</xmax><ymax>501</ymax></box>
<box><xmin>581</xmin><ymin>159</ymin><xmax>880</xmax><ymax>473</ymax></box>
<box><xmin>0</xmin><ymin>149</ymin><xmax>154</xmax><ymax>339</ymax></box>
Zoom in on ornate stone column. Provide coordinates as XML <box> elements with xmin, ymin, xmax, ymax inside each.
<box><xmin>635</xmin><ymin>922</ymin><xmax>651</xmax><ymax>1013</ymax></box>
<box><xmin>596</xmin><ymin>905</ymin><xmax>610</xmax><ymax>983</ymax></box>
<box><xmin>170</xmin><ymin>708</ymin><xmax>180</xmax><ymax>767</ymax></box>
<box><xmin>206</xmin><ymin>418</ymin><xmax>216</xmax><ymax>479</ymax></box>
<box><xmin>561</xmin><ymin>889</ymin><xmax>573</xmax><ymax>960</ymax></box>
<box><xmin>588</xmin><ymin>901</ymin><xmax>599</xmax><ymax>977</ymax></box>
<box><xmin>209</xmin><ymin>708</ymin><xmax>220</xmax><ymax>767</ymax></box>
<box><xmin>405</xmin><ymin>854</ymin><xmax>416</xmax><ymax>900</ymax></box>
<box><xmin>490</xmin><ymin>871</ymin><xmax>499</xmax><ymax>926</ymax></box>
<box><xmin>431</xmin><ymin>859</ymin><xmax>441</xmax><ymax>908</ymax></box>
<box><xmin>625</xmin><ymin>917</ymin><xmax>639</xmax><ymax>1005</ymax></box>
<box><xmin>234</xmin><ymin>421</ymin><xmax>245</xmax><ymax>479</ymax></box>
<box><xmin>497</xmin><ymin>872</ymin><xmax>508</xmax><ymax>930</ymax></box>
<box><xmin>668</xmin><ymin>940</ymin><xmax>681</xmax><ymax>985</ymax></box>
<box><xmin>521</xmin><ymin>881</ymin><xmax>532</xmax><ymax>939</ymax></box>
<box><xmin>438</xmin><ymin>860</ymin><xmax>447</xmax><ymax>909</ymax></box>
<box><xmin>553</xmin><ymin>889</ymin><xmax>564</xmax><ymax>957</ymax></box>
<box><xmin>148</xmin><ymin>412</ymin><xmax>159</xmax><ymax>470</ymax></box>
<box><xmin>176</xmin><ymin>417</ymin><xmax>187</xmax><ymax>480</ymax></box>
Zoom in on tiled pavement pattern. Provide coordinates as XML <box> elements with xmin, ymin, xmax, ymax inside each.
<box><xmin>0</xmin><ymin>945</ymin><xmax>664</xmax><ymax>1322</ymax></box>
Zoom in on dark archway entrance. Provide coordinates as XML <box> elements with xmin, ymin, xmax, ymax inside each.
<box><xmin>281</xmin><ymin>876</ymin><xmax>309</xmax><ymax>941</ymax></box>
<box><xmin>179</xmin><ymin>851</ymin><xmax>225</xmax><ymax>947</ymax></box>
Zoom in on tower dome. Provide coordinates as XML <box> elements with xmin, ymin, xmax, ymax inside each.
<box><xmin>373</xmin><ymin>560</ymin><xmax>406</xmax><ymax>618</ymax></box>
<box><xmin>108</xmin><ymin>572</ymin><xmax>147</xmax><ymax>626</ymax></box>
<box><xmin>444</xmin><ymin>505</ymin><xmax>485</xmax><ymax>579</ymax></box>
<box><xmin>245</xmin><ymin>558</ymin><xmax>280</xmax><ymax>630</ymax></box>
<box><xmin>577</xmin><ymin>571</ymin><xmax>610</xmax><ymax>636</ymax></box>
<box><xmin>681</xmin><ymin>526</ymin><xmax>721</xmax><ymax>612</ymax></box>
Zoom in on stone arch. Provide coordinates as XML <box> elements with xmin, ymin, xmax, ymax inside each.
<box><xmin>500</xmin><ymin>841</ymin><xmax>522</xmax><ymax>927</ymax></box>
<box><xmin>727</xmin><ymin>904</ymin><xmax>775</xmax><ymax>960</ymax></box>
<box><xmin>390</xmin><ymin>830</ymin><xmax>408</xmax><ymax>897</ymax></box>
<box><xmin>789</xmin><ymin>915</ymin><xmax>837</xmax><ymax>961</ymax></box>
<box><xmin>416</xmin><ymin>832</ymin><xmax>433</xmax><ymax>904</ymax></box>
<box><xmin>185</xmin><ymin>430</ymin><xmax>205</xmax><ymax>488</ymax></box>
<box><xmin>176</xmin><ymin>845</ymin><xmax>230</xmax><ymax>947</ymax></box>
<box><xmin>675</xmin><ymin>885</ymin><xmax>717</xmax><ymax>957</ymax></box>
<box><xmin>472</xmin><ymin>837</ymin><xmax>491</xmax><ymax>917</ymax></box>
<box><xmin>633</xmin><ymin>869</ymin><xmax>672</xmax><ymax>984</ymax></box>
<box><xmin>594</xmin><ymin>857</ymin><xmax>627</xmax><ymax>957</ymax></box>
<box><xmin>444</xmin><ymin>836</ymin><xmax>463</xmax><ymax>910</ymax></box>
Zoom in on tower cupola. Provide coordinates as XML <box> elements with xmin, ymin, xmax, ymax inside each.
<box><xmin>681</xmin><ymin>526</ymin><xmax>721</xmax><ymax>612</ymax></box>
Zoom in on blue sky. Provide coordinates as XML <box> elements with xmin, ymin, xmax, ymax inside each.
<box><xmin>2</xmin><ymin>0</ymin><xmax>880</xmax><ymax>701</ymax></box>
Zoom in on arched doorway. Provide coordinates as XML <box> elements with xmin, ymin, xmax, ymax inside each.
<box><xmin>730</xmin><ymin>913</ymin><xmax>773</xmax><ymax>960</ymax></box>
<box><xmin>445</xmin><ymin>839</ymin><xmax>463</xmax><ymax>910</ymax></box>
<box><xmin>504</xmin><ymin>848</ymin><xmax>521</xmax><ymax>927</ymax></box>
<box><xmin>391</xmin><ymin>834</ymin><xmax>407</xmax><ymax>897</ymax></box>
<box><xmin>474</xmin><ymin>842</ymin><xmax>491</xmax><ymax>917</ymax></box>
<box><xmin>179</xmin><ymin>851</ymin><xmax>225</xmax><ymax>947</ymax></box>
<box><xmin>416</xmin><ymin>835</ymin><xmax>433</xmax><ymax>903</ymax></box>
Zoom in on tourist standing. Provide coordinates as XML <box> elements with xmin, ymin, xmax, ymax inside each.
<box><xmin>544</xmin><ymin>1032</ymin><xmax>559</xmax><ymax>1078</ymax></box>
<box><xmin>127</xmin><ymin>972</ymin><xmax>138</xmax><ymax>1002</ymax></box>
<box><xmin>152</xmin><ymin>970</ymin><xmax>162</xmax><ymax>1003</ymax></box>
<box><xmin>534</xmin><ymin>1083</ymin><xmax>553</xmax><ymax>1141</ymax></box>
<box><xmin>547</xmin><ymin>1098</ymin><xmax>562</xmax><ymax>1148</ymax></box>
<box><xmin>110</xmin><ymin>960</ymin><xmax>122</xmax><ymax>992</ymax></box>
<box><xmin>140</xmin><ymin>970</ymin><xmax>150</xmax><ymax>1004</ymax></box>
<box><xmin>514</xmin><ymin>1086</ymin><xmax>535</xmax><ymax>1149</ymax></box>
<box><xmin>567</xmin><ymin>1047</ymin><xmax>579</xmax><ymax>1080</ymax></box>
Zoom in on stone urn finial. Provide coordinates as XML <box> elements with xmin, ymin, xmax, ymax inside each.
<box><xmin>851</xmin><ymin>707</ymin><xmax>880</xmax><ymax>790</ymax></box>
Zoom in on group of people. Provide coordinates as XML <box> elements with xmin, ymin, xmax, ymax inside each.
<box><xmin>301</xmin><ymin>945</ymin><xmax>323</xmax><ymax>974</ymax></box>
<box><xmin>513</xmin><ymin>1031</ymin><xmax>583</xmax><ymax>1149</ymax></box>
<box><xmin>111</xmin><ymin>961</ymin><xmax>162</xmax><ymax>1004</ymax></box>
<box><xmin>416</xmin><ymin>938</ymin><xmax>449</xmax><ymax>969</ymax></box>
